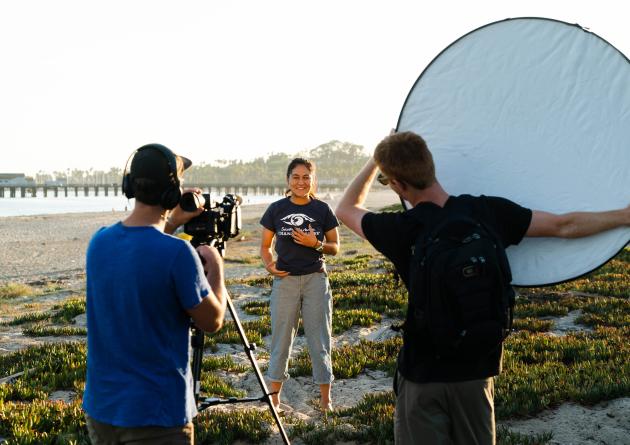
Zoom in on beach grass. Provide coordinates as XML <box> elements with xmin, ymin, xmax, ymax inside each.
<box><xmin>0</xmin><ymin>280</ymin><xmax>67</xmax><ymax>301</ymax></box>
<box><xmin>242</xmin><ymin>300</ymin><xmax>270</xmax><ymax>316</ymax></box>
<box><xmin>0</xmin><ymin>235</ymin><xmax>627</xmax><ymax>443</ymax></box>
<box><xmin>497</xmin><ymin>327</ymin><xmax>629</xmax><ymax>418</ymax></box>
<box><xmin>22</xmin><ymin>325</ymin><xmax>87</xmax><ymax>337</ymax></box>
<box><xmin>200</xmin><ymin>372</ymin><xmax>246</xmax><ymax>399</ymax></box>
<box><xmin>195</xmin><ymin>409</ymin><xmax>273</xmax><ymax>445</ymax></box>
<box><xmin>1</xmin><ymin>296</ymin><xmax>87</xmax><ymax>339</ymax></box>
<box><xmin>290</xmin><ymin>338</ymin><xmax>402</xmax><ymax>379</ymax></box>
<box><xmin>2</xmin><ymin>297</ymin><xmax>85</xmax><ymax>327</ymax></box>
<box><xmin>512</xmin><ymin>317</ymin><xmax>554</xmax><ymax>333</ymax></box>
<box><xmin>0</xmin><ymin>282</ymin><xmax>36</xmax><ymax>299</ymax></box>
<box><xmin>2</xmin><ymin>311</ymin><xmax>51</xmax><ymax>326</ymax></box>
<box><xmin>202</xmin><ymin>354</ymin><xmax>249</xmax><ymax>373</ymax></box>
<box><xmin>51</xmin><ymin>297</ymin><xmax>86</xmax><ymax>323</ymax></box>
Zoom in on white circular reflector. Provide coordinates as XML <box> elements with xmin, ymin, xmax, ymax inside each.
<box><xmin>398</xmin><ymin>17</ymin><xmax>630</xmax><ymax>286</ymax></box>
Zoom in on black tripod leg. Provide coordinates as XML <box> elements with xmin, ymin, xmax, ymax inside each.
<box><xmin>225</xmin><ymin>296</ymin><xmax>291</xmax><ymax>445</ymax></box>
<box><xmin>191</xmin><ymin>325</ymin><xmax>205</xmax><ymax>403</ymax></box>
<box><xmin>191</xmin><ymin>240</ymin><xmax>290</xmax><ymax>444</ymax></box>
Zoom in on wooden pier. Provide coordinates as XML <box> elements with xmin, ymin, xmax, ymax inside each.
<box><xmin>0</xmin><ymin>184</ymin><xmax>339</xmax><ymax>199</ymax></box>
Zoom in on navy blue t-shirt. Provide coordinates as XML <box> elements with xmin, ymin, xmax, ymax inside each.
<box><xmin>260</xmin><ymin>197</ymin><xmax>339</xmax><ymax>275</ymax></box>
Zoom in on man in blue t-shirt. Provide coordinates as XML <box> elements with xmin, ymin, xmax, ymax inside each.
<box><xmin>83</xmin><ymin>144</ymin><xmax>227</xmax><ymax>444</ymax></box>
<box><xmin>336</xmin><ymin>131</ymin><xmax>630</xmax><ymax>445</ymax></box>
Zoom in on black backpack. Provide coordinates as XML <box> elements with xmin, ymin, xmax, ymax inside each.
<box><xmin>406</xmin><ymin>198</ymin><xmax>515</xmax><ymax>360</ymax></box>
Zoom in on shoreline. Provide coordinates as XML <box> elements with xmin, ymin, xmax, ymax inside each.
<box><xmin>0</xmin><ymin>188</ymin><xmax>398</xmax><ymax>220</ymax></box>
<box><xmin>0</xmin><ymin>190</ymin><xmax>399</xmax><ymax>282</ymax></box>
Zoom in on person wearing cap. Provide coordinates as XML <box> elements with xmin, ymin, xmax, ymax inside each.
<box><xmin>83</xmin><ymin>144</ymin><xmax>227</xmax><ymax>444</ymax></box>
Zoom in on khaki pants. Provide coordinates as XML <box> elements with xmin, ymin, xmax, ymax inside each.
<box><xmin>394</xmin><ymin>374</ymin><xmax>495</xmax><ymax>445</ymax></box>
<box><xmin>86</xmin><ymin>415</ymin><xmax>194</xmax><ymax>445</ymax></box>
<box><xmin>267</xmin><ymin>272</ymin><xmax>334</xmax><ymax>384</ymax></box>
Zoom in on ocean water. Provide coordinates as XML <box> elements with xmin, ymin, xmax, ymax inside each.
<box><xmin>0</xmin><ymin>193</ymin><xmax>281</xmax><ymax>217</ymax></box>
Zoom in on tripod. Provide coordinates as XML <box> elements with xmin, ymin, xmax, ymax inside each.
<box><xmin>191</xmin><ymin>239</ymin><xmax>290</xmax><ymax>445</ymax></box>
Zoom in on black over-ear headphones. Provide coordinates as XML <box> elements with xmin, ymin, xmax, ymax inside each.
<box><xmin>121</xmin><ymin>144</ymin><xmax>182</xmax><ymax>210</ymax></box>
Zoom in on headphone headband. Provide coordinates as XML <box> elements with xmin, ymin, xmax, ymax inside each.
<box><xmin>136</xmin><ymin>144</ymin><xmax>179</xmax><ymax>187</ymax></box>
<box><xmin>121</xmin><ymin>143</ymin><xmax>182</xmax><ymax>209</ymax></box>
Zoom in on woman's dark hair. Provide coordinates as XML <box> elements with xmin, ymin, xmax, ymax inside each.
<box><xmin>285</xmin><ymin>157</ymin><xmax>317</xmax><ymax>198</ymax></box>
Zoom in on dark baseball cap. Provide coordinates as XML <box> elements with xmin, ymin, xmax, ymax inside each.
<box><xmin>129</xmin><ymin>143</ymin><xmax>192</xmax><ymax>185</ymax></box>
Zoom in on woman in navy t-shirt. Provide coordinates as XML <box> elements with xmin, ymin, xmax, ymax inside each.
<box><xmin>260</xmin><ymin>158</ymin><xmax>340</xmax><ymax>413</ymax></box>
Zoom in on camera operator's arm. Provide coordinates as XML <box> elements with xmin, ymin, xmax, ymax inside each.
<box><xmin>164</xmin><ymin>188</ymin><xmax>204</xmax><ymax>235</ymax></box>
<box><xmin>187</xmin><ymin>245</ymin><xmax>228</xmax><ymax>333</ymax></box>
<box><xmin>336</xmin><ymin>157</ymin><xmax>379</xmax><ymax>240</ymax></box>
<box><xmin>526</xmin><ymin>204</ymin><xmax>630</xmax><ymax>238</ymax></box>
<box><xmin>260</xmin><ymin>228</ymin><xmax>289</xmax><ymax>277</ymax></box>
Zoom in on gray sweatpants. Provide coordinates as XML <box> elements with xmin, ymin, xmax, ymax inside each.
<box><xmin>267</xmin><ymin>272</ymin><xmax>334</xmax><ymax>384</ymax></box>
<box><xmin>395</xmin><ymin>373</ymin><xmax>495</xmax><ymax>445</ymax></box>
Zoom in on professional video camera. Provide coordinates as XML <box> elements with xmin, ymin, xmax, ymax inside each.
<box><xmin>180</xmin><ymin>192</ymin><xmax>242</xmax><ymax>250</ymax></box>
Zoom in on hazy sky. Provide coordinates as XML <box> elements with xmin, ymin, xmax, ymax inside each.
<box><xmin>1</xmin><ymin>0</ymin><xmax>628</xmax><ymax>176</ymax></box>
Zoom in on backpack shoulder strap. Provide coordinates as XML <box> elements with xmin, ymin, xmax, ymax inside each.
<box><xmin>455</xmin><ymin>195</ymin><xmax>514</xmax><ymax>283</ymax></box>
<box><xmin>444</xmin><ymin>195</ymin><xmax>503</xmax><ymax>242</ymax></box>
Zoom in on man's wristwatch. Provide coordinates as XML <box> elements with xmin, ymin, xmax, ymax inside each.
<box><xmin>315</xmin><ymin>239</ymin><xmax>324</xmax><ymax>252</ymax></box>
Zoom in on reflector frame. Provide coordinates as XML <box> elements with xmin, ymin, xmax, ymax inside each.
<box><xmin>397</xmin><ymin>17</ymin><xmax>630</xmax><ymax>286</ymax></box>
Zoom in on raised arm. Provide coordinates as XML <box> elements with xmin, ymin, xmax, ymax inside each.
<box><xmin>526</xmin><ymin>205</ymin><xmax>630</xmax><ymax>238</ymax></box>
<box><xmin>335</xmin><ymin>158</ymin><xmax>380</xmax><ymax>239</ymax></box>
<box><xmin>164</xmin><ymin>188</ymin><xmax>205</xmax><ymax>235</ymax></box>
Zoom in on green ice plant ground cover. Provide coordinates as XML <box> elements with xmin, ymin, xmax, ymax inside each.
<box><xmin>0</xmin><ymin>247</ymin><xmax>628</xmax><ymax>444</ymax></box>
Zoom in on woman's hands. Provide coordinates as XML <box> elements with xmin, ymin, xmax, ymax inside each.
<box><xmin>291</xmin><ymin>224</ymin><xmax>319</xmax><ymax>248</ymax></box>
<box><xmin>260</xmin><ymin>227</ymin><xmax>289</xmax><ymax>278</ymax></box>
<box><xmin>265</xmin><ymin>260</ymin><xmax>289</xmax><ymax>277</ymax></box>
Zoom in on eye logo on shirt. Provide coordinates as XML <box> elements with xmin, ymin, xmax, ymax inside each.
<box><xmin>281</xmin><ymin>213</ymin><xmax>316</xmax><ymax>227</ymax></box>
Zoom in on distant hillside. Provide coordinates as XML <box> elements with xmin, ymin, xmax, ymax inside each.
<box><xmin>184</xmin><ymin>140</ymin><xmax>369</xmax><ymax>186</ymax></box>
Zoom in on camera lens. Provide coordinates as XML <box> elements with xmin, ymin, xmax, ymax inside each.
<box><xmin>180</xmin><ymin>192</ymin><xmax>203</xmax><ymax>212</ymax></box>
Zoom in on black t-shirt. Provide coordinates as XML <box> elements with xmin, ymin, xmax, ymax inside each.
<box><xmin>260</xmin><ymin>197</ymin><xmax>339</xmax><ymax>275</ymax></box>
<box><xmin>362</xmin><ymin>194</ymin><xmax>532</xmax><ymax>383</ymax></box>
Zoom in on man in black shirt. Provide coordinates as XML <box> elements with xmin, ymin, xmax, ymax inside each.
<box><xmin>336</xmin><ymin>131</ymin><xmax>630</xmax><ymax>445</ymax></box>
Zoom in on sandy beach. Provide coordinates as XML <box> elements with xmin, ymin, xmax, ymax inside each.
<box><xmin>0</xmin><ymin>190</ymin><xmax>399</xmax><ymax>283</ymax></box>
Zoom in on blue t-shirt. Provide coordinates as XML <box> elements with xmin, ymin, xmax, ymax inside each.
<box><xmin>83</xmin><ymin>222</ymin><xmax>210</xmax><ymax>427</ymax></box>
<box><xmin>260</xmin><ymin>197</ymin><xmax>339</xmax><ymax>275</ymax></box>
